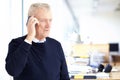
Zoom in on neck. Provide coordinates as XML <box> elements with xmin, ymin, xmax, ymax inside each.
<box><xmin>35</xmin><ymin>36</ymin><xmax>46</xmax><ymax>41</ymax></box>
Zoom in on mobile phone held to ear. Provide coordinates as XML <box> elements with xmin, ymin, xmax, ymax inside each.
<box><xmin>26</xmin><ymin>16</ymin><xmax>39</xmax><ymax>27</ymax></box>
<box><xmin>26</xmin><ymin>16</ymin><xmax>31</xmax><ymax>25</ymax></box>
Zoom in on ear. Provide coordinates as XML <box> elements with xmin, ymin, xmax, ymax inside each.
<box><xmin>97</xmin><ymin>64</ymin><xmax>104</xmax><ymax>72</ymax></box>
<box><xmin>104</xmin><ymin>64</ymin><xmax>112</xmax><ymax>73</ymax></box>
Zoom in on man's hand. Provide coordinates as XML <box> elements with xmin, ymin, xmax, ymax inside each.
<box><xmin>26</xmin><ymin>16</ymin><xmax>39</xmax><ymax>43</ymax></box>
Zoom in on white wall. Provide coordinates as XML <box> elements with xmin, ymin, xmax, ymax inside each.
<box><xmin>0</xmin><ymin>1</ymin><xmax>10</xmax><ymax>79</ymax></box>
<box><xmin>79</xmin><ymin>12</ymin><xmax>120</xmax><ymax>54</ymax></box>
<box><xmin>79</xmin><ymin>12</ymin><xmax>120</xmax><ymax>44</ymax></box>
<box><xmin>0</xmin><ymin>0</ymin><xmax>22</xmax><ymax>80</ymax></box>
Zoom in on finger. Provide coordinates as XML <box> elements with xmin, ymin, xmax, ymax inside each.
<box><xmin>34</xmin><ymin>18</ymin><xmax>39</xmax><ymax>24</ymax></box>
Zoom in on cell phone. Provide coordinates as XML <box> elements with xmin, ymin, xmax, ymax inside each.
<box><xmin>26</xmin><ymin>16</ymin><xmax>39</xmax><ymax>27</ymax></box>
<box><xmin>26</xmin><ymin>16</ymin><xmax>31</xmax><ymax>25</ymax></box>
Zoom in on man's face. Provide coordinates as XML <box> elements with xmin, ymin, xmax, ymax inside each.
<box><xmin>35</xmin><ymin>8</ymin><xmax>52</xmax><ymax>39</ymax></box>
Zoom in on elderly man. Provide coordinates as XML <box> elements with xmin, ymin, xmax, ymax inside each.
<box><xmin>5</xmin><ymin>2</ymin><xmax>70</xmax><ymax>80</ymax></box>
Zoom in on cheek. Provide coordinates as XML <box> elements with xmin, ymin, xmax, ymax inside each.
<box><xmin>37</xmin><ymin>24</ymin><xmax>44</xmax><ymax>30</ymax></box>
<box><xmin>39</xmin><ymin>22</ymin><xmax>46</xmax><ymax>26</ymax></box>
<box><xmin>38</xmin><ymin>24</ymin><xmax>46</xmax><ymax>30</ymax></box>
<box><xmin>38</xmin><ymin>28</ymin><xmax>44</xmax><ymax>33</ymax></box>
<box><xmin>36</xmin><ymin>26</ymin><xmax>43</xmax><ymax>34</ymax></box>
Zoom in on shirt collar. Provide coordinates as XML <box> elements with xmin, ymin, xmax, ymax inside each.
<box><xmin>33</xmin><ymin>38</ymin><xmax>46</xmax><ymax>43</ymax></box>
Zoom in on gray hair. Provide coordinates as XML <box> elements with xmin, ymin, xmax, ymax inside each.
<box><xmin>28</xmin><ymin>3</ymin><xmax>51</xmax><ymax>16</ymax></box>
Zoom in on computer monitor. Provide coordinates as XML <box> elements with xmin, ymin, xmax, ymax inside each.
<box><xmin>109</xmin><ymin>43</ymin><xmax>119</xmax><ymax>52</ymax></box>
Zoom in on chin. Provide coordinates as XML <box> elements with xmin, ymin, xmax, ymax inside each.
<box><xmin>45</xmin><ymin>32</ymin><xmax>49</xmax><ymax>36</ymax></box>
<box><xmin>44</xmin><ymin>34</ymin><xmax>49</xmax><ymax>38</ymax></box>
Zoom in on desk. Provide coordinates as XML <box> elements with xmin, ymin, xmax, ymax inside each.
<box><xmin>110</xmin><ymin>71</ymin><xmax>120</xmax><ymax>79</ymax></box>
<box><xmin>70</xmin><ymin>72</ymin><xmax>120</xmax><ymax>80</ymax></box>
<box><xmin>70</xmin><ymin>66</ymin><xmax>120</xmax><ymax>80</ymax></box>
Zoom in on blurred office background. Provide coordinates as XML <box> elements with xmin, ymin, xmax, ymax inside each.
<box><xmin>0</xmin><ymin>0</ymin><xmax>120</xmax><ymax>80</ymax></box>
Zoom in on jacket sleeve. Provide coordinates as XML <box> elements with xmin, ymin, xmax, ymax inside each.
<box><xmin>5</xmin><ymin>39</ymin><xmax>31</xmax><ymax>77</ymax></box>
<box><xmin>58</xmin><ymin>43</ymin><xmax>70</xmax><ymax>80</ymax></box>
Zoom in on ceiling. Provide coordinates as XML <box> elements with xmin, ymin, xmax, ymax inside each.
<box><xmin>63</xmin><ymin>0</ymin><xmax>120</xmax><ymax>34</ymax></box>
<box><xmin>66</xmin><ymin>0</ymin><xmax>120</xmax><ymax>17</ymax></box>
